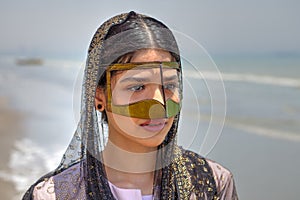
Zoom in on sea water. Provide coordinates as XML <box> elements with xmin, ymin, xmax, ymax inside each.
<box><xmin>0</xmin><ymin>54</ymin><xmax>300</xmax><ymax>199</ymax></box>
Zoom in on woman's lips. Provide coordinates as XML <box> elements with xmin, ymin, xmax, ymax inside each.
<box><xmin>140</xmin><ymin>119</ymin><xmax>167</xmax><ymax>132</ymax></box>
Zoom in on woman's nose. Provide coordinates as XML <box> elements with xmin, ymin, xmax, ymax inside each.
<box><xmin>152</xmin><ymin>86</ymin><xmax>165</xmax><ymax>104</ymax></box>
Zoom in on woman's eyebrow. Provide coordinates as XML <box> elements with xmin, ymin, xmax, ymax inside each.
<box><xmin>163</xmin><ymin>75</ymin><xmax>178</xmax><ymax>82</ymax></box>
<box><xmin>120</xmin><ymin>75</ymin><xmax>178</xmax><ymax>83</ymax></box>
<box><xmin>119</xmin><ymin>77</ymin><xmax>151</xmax><ymax>83</ymax></box>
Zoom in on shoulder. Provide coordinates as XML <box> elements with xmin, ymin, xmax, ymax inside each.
<box><xmin>206</xmin><ymin>159</ymin><xmax>234</xmax><ymax>191</ymax></box>
<box><xmin>181</xmin><ymin>149</ymin><xmax>238</xmax><ymax>199</ymax></box>
<box><xmin>32</xmin><ymin>162</ymin><xmax>84</xmax><ymax>200</ymax></box>
<box><xmin>207</xmin><ymin>159</ymin><xmax>238</xmax><ymax>199</ymax></box>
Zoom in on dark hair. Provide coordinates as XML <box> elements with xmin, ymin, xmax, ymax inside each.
<box><xmin>105</xmin><ymin>11</ymin><xmax>179</xmax><ymax>61</ymax></box>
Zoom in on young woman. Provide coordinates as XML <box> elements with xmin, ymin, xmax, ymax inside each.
<box><xmin>23</xmin><ymin>11</ymin><xmax>238</xmax><ymax>200</ymax></box>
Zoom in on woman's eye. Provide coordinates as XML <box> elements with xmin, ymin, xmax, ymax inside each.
<box><xmin>127</xmin><ymin>85</ymin><xmax>145</xmax><ymax>91</ymax></box>
<box><xmin>163</xmin><ymin>83</ymin><xmax>178</xmax><ymax>90</ymax></box>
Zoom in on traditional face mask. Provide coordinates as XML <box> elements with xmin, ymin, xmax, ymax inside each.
<box><xmin>106</xmin><ymin>61</ymin><xmax>182</xmax><ymax>119</ymax></box>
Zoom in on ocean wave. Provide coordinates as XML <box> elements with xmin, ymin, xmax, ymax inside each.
<box><xmin>184</xmin><ymin>70</ymin><xmax>300</xmax><ymax>88</ymax></box>
<box><xmin>227</xmin><ymin>122</ymin><xmax>300</xmax><ymax>143</ymax></box>
<box><xmin>0</xmin><ymin>139</ymin><xmax>63</xmax><ymax>199</ymax></box>
<box><xmin>195</xmin><ymin>114</ymin><xmax>300</xmax><ymax>143</ymax></box>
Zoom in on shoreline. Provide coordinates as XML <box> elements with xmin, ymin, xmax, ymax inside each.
<box><xmin>0</xmin><ymin>96</ymin><xmax>24</xmax><ymax>200</ymax></box>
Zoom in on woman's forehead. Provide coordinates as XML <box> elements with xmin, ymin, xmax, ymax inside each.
<box><xmin>114</xmin><ymin>67</ymin><xmax>178</xmax><ymax>83</ymax></box>
<box><xmin>130</xmin><ymin>49</ymin><xmax>173</xmax><ymax>62</ymax></box>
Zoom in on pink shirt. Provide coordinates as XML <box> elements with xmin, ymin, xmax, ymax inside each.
<box><xmin>108</xmin><ymin>181</ymin><xmax>153</xmax><ymax>200</ymax></box>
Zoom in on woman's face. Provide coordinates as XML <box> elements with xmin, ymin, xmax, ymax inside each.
<box><xmin>96</xmin><ymin>49</ymin><xmax>177</xmax><ymax>151</ymax></box>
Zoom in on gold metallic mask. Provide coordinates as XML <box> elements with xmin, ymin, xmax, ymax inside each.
<box><xmin>106</xmin><ymin>62</ymin><xmax>181</xmax><ymax>119</ymax></box>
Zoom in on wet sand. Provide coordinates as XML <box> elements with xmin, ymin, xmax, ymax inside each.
<box><xmin>0</xmin><ymin>97</ymin><xmax>23</xmax><ymax>200</ymax></box>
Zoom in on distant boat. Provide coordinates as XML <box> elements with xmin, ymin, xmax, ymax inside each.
<box><xmin>16</xmin><ymin>58</ymin><xmax>43</xmax><ymax>66</ymax></box>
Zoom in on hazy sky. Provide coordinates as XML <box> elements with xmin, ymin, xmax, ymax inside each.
<box><xmin>0</xmin><ymin>0</ymin><xmax>299</xmax><ymax>58</ymax></box>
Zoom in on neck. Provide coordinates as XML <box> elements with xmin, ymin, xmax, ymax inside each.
<box><xmin>105</xmin><ymin>163</ymin><xmax>155</xmax><ymax>195</ymax></box>
<box><xmin>103</xmin><ymin>141</ymin><xmax>157</xmax><ymax>195</ymax></box>
<box><xmin>103</xmin><ymin>140</ymin><xmax>157</xmax><ymax>173</ymax></box>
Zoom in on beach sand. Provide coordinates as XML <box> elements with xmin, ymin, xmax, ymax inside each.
<box><xmin>0</xmin><ymin>96</ymin><xmax>23</xmax><ymax>200</ymax></box>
